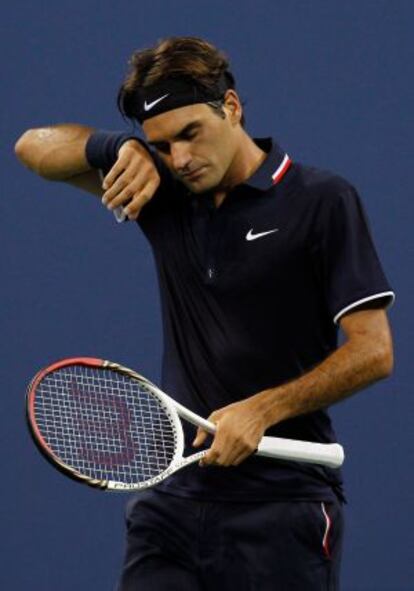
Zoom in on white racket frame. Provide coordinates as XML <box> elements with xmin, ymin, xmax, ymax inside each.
<box><xmin>27</xmin><ymin>358</ymin><xmax>345</xmax><ymax>493</ymax></box>
<box><xmin>104</xmin><ymin>361</ymin><xmax>345</xmax><ymax>492</ymax></box>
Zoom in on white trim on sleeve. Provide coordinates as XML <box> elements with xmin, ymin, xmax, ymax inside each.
<box><xmin>334</xmin><ymin>291</ymin><xmax>395</xmax><ymax>325</ymax></box>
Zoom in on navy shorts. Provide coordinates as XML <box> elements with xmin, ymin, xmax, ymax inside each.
<box><xmin>117</xmin><ymin>490</ymin><xmax>344</xmax><ymax>591</ymax></box>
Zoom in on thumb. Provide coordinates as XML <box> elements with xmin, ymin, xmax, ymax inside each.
<box><xmin>192</xmin><ymin>427</ymin><xmax>208</xmax><ymax>447</ymax></box>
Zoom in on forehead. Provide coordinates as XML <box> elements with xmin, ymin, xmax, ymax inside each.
<box><xmin>142</xmin><ymin>103</ymin><xmax>214</xmax><ymax>142</ymax></box>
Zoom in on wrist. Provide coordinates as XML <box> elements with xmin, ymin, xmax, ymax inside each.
<box><xmin>249</xmin><ymin>387</ymin><xmax>292</xmax><ymax>429</ymax></box>
<box><xmin>85</xmin><ymin>130</ymin><xmax>143</xmax><ymax>172</ymax></box>
<box><xmin>118</xmin><ymin>137</ymin><xmax>153</xmax><ymax>158</ymax></box>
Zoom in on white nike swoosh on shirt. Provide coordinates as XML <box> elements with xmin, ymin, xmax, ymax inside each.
<box><xmin>246</xmin><ymin>228</ymin><xmax>279</xmax><ymax>241</ymax></box>
<box><xmin>144</xmin><ymin>94</ymin><xmax>170</xmax><ymax>111</ymax></box>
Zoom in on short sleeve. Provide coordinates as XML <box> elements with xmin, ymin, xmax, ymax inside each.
<box><xmin>311</xmin><ymin>183</ymin><xmax>395</xmax><ymax>324</ymax></box>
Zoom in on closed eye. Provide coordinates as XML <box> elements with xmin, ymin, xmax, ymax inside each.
<box><xmin>179</xmin><ymin>129</ymin><xmax>198</xmax><ymax>141</ymax></box>
<box><xmin>148</xmin><ymin>122</ymin><xmax>201</xmax><ymax>155</ymax></box>
<box><xmin>151</xmin><ymin>142</ymin><xmax>170</xmax><ymax>155</ymax></box>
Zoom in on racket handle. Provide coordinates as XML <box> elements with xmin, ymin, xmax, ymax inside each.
<box><xmin>256</xmin><ymin>436</ymin><xmax>344</xmax><ymax>469</ymax></box>
<box><xmin>158</xmin><ymin>387</ymin><xmax>344</xmax><ymax>468</ymax></box>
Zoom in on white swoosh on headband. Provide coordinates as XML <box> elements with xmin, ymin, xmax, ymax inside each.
<box><xmin>144</xmin><ymin>94</ymin><xmax>170</xmax><ymax>112</ymax></box>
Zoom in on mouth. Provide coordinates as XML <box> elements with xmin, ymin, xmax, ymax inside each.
<box><xmin>182</xmin><ymin>166</ymin><xmax>206</xmax><ymax>181</ymax></box>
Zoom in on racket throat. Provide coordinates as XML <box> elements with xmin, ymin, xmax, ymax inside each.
<box><xmin>171</xmin><ymin>450</ymin><xmax>207</xmax><ymax>474</ymax></box>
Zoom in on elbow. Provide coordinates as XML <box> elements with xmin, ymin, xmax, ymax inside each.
<box><xmin>14</xmin><ymin>129</ymin><xmax>38</xmax><ymax>170</ymax></box>
<box><xmin>14</xmin><ymin>128</ymin><xmax>56</xmax><ymax>179</ymax></box>
<box><xmin>373</xmin><ymin>343</ymin><xmax>394</xmax><ymax>380</ymax></box>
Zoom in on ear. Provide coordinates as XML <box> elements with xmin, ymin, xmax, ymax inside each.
<box><xmin>223</xmin><ymin>89</ymin><xmax>243</xmax><ymax>125</ymax></box>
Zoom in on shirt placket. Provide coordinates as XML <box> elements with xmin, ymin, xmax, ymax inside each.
<box><xmin>205</xmin><ymin>209</ymin><xmax>224</xmax><ymax>283</ymax></box>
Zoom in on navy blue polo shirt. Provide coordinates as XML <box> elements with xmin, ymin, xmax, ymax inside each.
<box><xmin>86</xmin><ymin>133</ymin><xmax>394</xmax><ymax>502</ymax></box>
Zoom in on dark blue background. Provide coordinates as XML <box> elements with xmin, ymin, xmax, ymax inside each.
<box><xmin>2</xmin><ymin>1</ymin><xmax>413</xmax><ymax>589</ymax></box>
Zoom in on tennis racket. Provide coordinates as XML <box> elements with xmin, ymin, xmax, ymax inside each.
<box><xmin>26</xmin><ymin>357</ymin><xmax>345</xmax><ymax>492</ymax></box>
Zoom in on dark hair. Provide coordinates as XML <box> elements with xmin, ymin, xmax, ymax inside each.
<box><xmin>117</xmin><ymin>36</ymin><xmax>245</xmax><ymax>126</ymax></box>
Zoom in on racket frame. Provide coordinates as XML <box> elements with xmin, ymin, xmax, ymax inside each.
<box><xmin>26</xmin><ymin>357</ymin><xmax>210</xmax><ymax>491</ymax></box>
<box><xmin>26</xmin><ymin>357</ymin><xmax>345</xmax><ymax>492</ymax></box>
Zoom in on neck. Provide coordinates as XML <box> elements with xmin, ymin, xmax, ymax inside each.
<box><xmin>214</xmin><ymin>131</ymin><xmax>266</xmax><ymax>207</ymax></box>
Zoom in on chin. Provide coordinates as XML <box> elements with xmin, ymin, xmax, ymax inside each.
<box><xmin>189</xmin><ymin>183</ymin><xmax>211</xmax><ymax>194</ymax></box>
<box><xmin>190</xmin><ymin>174</ymin><xmax>223</xmax><ymax>195</ymax></box>
<box><xmin>182</xmin><ymin>179</ymin><xmax>211</xmax><ymax>194</ymax></box>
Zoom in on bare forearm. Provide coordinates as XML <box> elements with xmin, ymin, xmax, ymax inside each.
<box><xmin>14</xmin><ymin>124</ymin><xmax>94</xmax><ymax>180</ymax></box>
<box><xmin>253</xmin><ymin>316</ymin><xmax>393</xmax><ymax>428</ymax></box>
<box><xmin>195</xmin><ymin>310</ymin><xmax>393</xmax><ymax>467</ymax></box>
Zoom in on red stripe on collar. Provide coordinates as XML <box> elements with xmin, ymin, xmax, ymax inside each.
<box><xmin>272</xmin><ymin>154</ymin><xmax>292</xmax><ymax>185</ymax></box>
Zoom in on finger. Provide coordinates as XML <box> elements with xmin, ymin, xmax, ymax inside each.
<box><xmin>102</xmin><ymin>156</ymin><xmax>131</xmax><ymax>190</ymax></box>
<box><xmin>231</xmin><ymin>450</ymin><xmax>251</xmax><ymax>466</ymax></box>
<box><xmin>192</xmin><ymin>427</ymin><xmax>208</xmax><ymax>448</ymax></box>
<box><xmin>104</xmin><ymin>148</ymin><xmax>158</xmax><ymax>192</ymax></box>
<box><xmin>230</xmin><ymin>439</ymin><xmax>259</xmax><ymax>466</ymax></box>
<box><xmin>215</xmin><ymin>448</ymin><xmax>239</xmax><ymax>467</ymax></box>
<box><xmin>106</xmin><ymin>183</ymin><xmax>147</xmax><ymax>211</ymax></box>
<box><xmin>102</xmin><ymin>175</ymin><xmax>133</xmax><ymax>205</ymax></box>
<box><xmin>199</xmin><ymin>447</ymin><xmax>220</xmax><ymax>466</ymax></box>
<box><xmin>123</xmin><ymin>180</ymin><xmax>159</xmax><ymax>217</ymax></box>
<box><xmin>199</xmin><ymin>429</ymin><xmax>230</xmax><ymax>466</ymax></box>
<box><xmin>103</xmin><ymin>190</ymin><xmax>133</xmax><ymax>212</ymax></box>
<box><xmin>103</xmin><ymin>177</ymin><xmax>149</xmax><ymax>210</ymax></box>
<box><xmin>103</xmin><ymin>164</ymin><xmax>149</xmax><ymax>204</ymax></box>
<box><xmin>211</xmin><ymin>432</ymin><xmax>258</xmax><ymax>467</ymax></box>
<box><xmin>124</xmin><ymin>193</ymin><xmax>154</xmax><ymax>220</ymax></box>
<box><xmin>103</xmin><ymin>168</ymin><xmax>159</xmax><ymax>207</ymax></box>
<box><xmin>213</xmin><ymin>440</ymin><xmax>244</xmax><ymax>467</ymax></box>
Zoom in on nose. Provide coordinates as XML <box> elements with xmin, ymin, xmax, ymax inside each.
<box><xmin>170</xmin><ymin>142</ymin><xmax>192</xmax><ymax>173</ymax></box>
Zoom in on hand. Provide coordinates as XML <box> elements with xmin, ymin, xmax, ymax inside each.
<box><xmin>101</xmin><ymin>140</ymin><xmax>160</xmax><ymax>220</ymax></box>
<box><xmin>192</xmin><ymin>398</ymin><xmax>268</xmax><ymax>467</ymax></box>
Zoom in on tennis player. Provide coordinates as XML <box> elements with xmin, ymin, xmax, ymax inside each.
<box><xmin>15</xmin><ymin>36</ymin><xmax>394</xmax><ymax>590</ymax></box>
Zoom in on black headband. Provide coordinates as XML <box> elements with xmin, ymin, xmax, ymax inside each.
<box><xmin>134</xmin><ymin>74</ymin><xmax>230</xmax><ymax>123</ymax></box>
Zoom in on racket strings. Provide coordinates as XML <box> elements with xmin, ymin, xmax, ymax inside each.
<box><xmin>33</xmin><ymin>366</ymin><xmax>177</xmax><ymax>484</ymax></box>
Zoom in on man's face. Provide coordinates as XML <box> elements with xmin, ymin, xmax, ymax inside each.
<box><xmin>142</xmin><ymin>99</ymin><xmax>241</xmax><ymax>194</ymax></box>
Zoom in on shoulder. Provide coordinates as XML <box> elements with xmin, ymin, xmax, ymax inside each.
<box><xmin>292</xmin><ymin>163</ymin><xmax>359</xmax><ymax>206</ymax></box>
<box><xmin>283</xmin><ymin>163</ymin><xmax>367</xmax><ymax>236</ymax></box>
